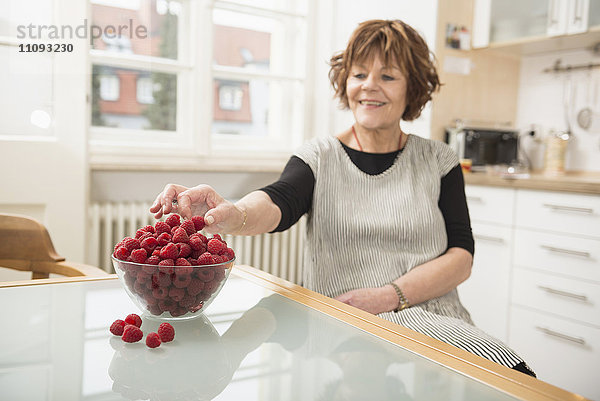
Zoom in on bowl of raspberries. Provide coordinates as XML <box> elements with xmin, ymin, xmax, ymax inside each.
<box><xmin>111</xmin><ymin>214</ymin><xmax>235</xmax><ymax>320</ymax></box>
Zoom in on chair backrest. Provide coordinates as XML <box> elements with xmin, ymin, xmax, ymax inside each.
<box><xmin>0</xmin><ymin>213</ymin><xmax>107</xmax><ymax>279</ymax></box>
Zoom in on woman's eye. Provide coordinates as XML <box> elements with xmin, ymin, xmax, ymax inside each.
<box><xmin>354</xmin><ymin>73</ymin><xmax>366</xmax><ymax>79</ymax></box>
<box><xmin>382</xmin><ymin>74</ymin><xmax>394</xmax><ymax>81</ymax></box>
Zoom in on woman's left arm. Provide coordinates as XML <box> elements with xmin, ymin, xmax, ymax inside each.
<box><xmin>335</xmin><ymin>247</ymin><xmax>472</xmax><ymax>315</ymax></box>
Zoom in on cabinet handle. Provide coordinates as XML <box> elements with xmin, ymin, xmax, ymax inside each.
<box><xmin>474</xmin><ymin>234</ymin><xmax>504</xmax><ymax>243</ymax></box>
<box><xmin>573</xmin><ymin>0</ymin><xmax>583</xmax><ymax>24</ymax></box>
<box><xmin>466</xmin><ymin>196</ymin><xmax>483</xmax><ymax>203</ymax></box>
<box><xmin>542</xmin><ymin>203</ymin><xmax>594</xmax><ymax>214</ymax></box>
<box><xmin>537</xmin><ymin>285</ymin><xmax>589</xmax><ymax>302</ymax></box>
<box><xmin>549</xmin><ymin>0</ymin><xmax>559</xmax><ymax>25</ymax></box>
<box><xmin>535</xmin><ymin>326</ymin><xmax>586</xmax><ymax>346</ymax></box>
<box><xmin>540</xmin><ymin>245</ymin><xmax>591</xmax><ymax>258</ymax></box>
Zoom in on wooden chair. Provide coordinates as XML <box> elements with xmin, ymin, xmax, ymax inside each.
<box><xmin>0</xmin><ymin>213</ymin><xmax>108</xmax><ymax>280</ymax></box>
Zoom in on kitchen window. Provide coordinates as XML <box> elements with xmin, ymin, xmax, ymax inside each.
<box><xmin>89</xmin><ymin>0</ymin><xmax>312</xmax><ymax>168</ymax></box>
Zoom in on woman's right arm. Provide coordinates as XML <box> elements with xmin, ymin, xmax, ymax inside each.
<box><xmin>150</xmin><ymin>184</ymin><xmax>281</xmax><ymax>235</ymax></box>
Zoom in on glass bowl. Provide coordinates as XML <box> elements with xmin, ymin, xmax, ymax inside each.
<box><xmin>112</xmin><ymin>256</ymin><xmax>234</xmax><ymax>320</ymax></box>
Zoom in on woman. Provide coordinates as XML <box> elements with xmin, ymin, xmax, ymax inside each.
<box><xmin>151</xmin><ymin>19</ymin><xmax>534</xmax><ymax>376</ymax></box>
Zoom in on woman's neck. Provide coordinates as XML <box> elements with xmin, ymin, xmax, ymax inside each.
<box><xmin>346</xmin><ymin>125</ymin><xmax>406</xmax><ymax>153</ymax></box>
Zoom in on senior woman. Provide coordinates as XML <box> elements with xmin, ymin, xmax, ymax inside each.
<box><xmin>151</xmin><ymin>19</ymin><xmax>534</xmax><ymax>376</ymax></box>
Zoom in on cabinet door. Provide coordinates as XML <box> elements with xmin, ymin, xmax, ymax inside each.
<box><xmin>458</xmin><ymin>222</ymin><xmax>511</xmax><ymax>342</ymax></box>
<box><xmin>509</xmin><ymin>306</ymin><xmax>600</xmax><ymax>400</ymax></box>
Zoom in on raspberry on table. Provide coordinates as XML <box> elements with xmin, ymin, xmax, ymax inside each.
<box><xmin>124</xmin><ymin>313</ymin><xmax>142</xmax><ymax>328</ymax></box>
<box><xmin>146</xmin><ymin>332</ymin><xmax>161</xmax><ymax>348</ymax></box>
<box><xmin>192</xmin><ymin>215</ymin><xmax>205</xmax><ymax>231</ymax></box>
<box><xmin>165</xmin><ymin>214</ymin><xmax>181</xmax><ymax>228</ymax></box>
<box><xmin>157</xmin><ymin>322</ymin><xmax>175</xmax><ymax>342</ymax></box>
<box><xmin>207</xmin><ymin>238</ymin><xmax>226</xmax><ymax>255</ymax></box>
<box><xmin>122</xmin><ymin>324</ymin><xmax>143</xmax><ymax>343</ymax></box>
<box><xmin>110</xmin><ymin>319</ymin><xmax>126</xmax><ymax>336</ymax></box>
<box><xmin>180</xmin><ymin>219</ymin><xmax>196</xmax><ymax>235</ymax></box>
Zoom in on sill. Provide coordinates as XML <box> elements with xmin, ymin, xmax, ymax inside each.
<box><xmin>90</xmin><ymin>152</ymin><xmax>289</xmax><ymax>173</ymax></box>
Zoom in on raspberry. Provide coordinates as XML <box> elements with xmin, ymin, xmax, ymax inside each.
<box><xmin>221</xmin><ymin>247</ymin><xmax>235</xmax><ymax>261</ymax></box>
<box><xmin>197</xmin><ymin>252</ymin><xmax>214</xmax><ymax>265</ymax></box>
<box><xmin>114</xmin><ymin>246</ymin><xmax>130</xmax><ymax>260</ymax></box>
<box><xmin>169</xmin><ymin>287</ymin><xmax>186</xmax><ymax>301</ymax></box>
<box><xmin>207</xmin><ymin>238</ymin><xmax>226</xmax><ymax>255</ymax></box>
<box><xmin>110</xmin><ymin>319</ymin><xmax>126</xmax><ymax>336</ymax></box>
<box><xmin>157</xmin><ymin>322</ymin><xmax>175</xmax><ymax>342</ymax></box>
<box><xmin>212</xmin><ymin>234</ymin><xmax>223</xmax><ymax>242</ymax></box>
<box><xmin>145</xmin><ymin>255</ymin><xmax>160</xmax><ymax>265</ymax></box>
<box><xmin>158</xmin><ymin>261</ymin><xmax>175</xmax><ymax>275</ymax></box>
<box><xmin>197</xmin><ymin>268</ymin><xmax>215</xmax><ymax>282</ymax></box>
<box><xmin>187</xmin><ymin>278</ymin><xmax>204</xmax><ymax>296</ymax></box>
<box><xmin>122</xmin><ymin>237</ymin><xmax>141</xmax><ymax>252</ymax></box>
<box><xmin>189</xmin><ymin>236</ymin><xmax>204</xmax><ymax>251</ymax></box>
<box><xmin>175</xmin><ymin>257</ymin><xmax>192</xmax><ymax>266</ymax></box>
<box><xmin>141</xmin><ymin>236</ymin><xmax>159</xmax><ymax>252</ymax></box>
<box><xmin>124</xmin><ymin>313</ymin><xmax>142</xmax><ymax>328</ymax></box>
<box><xmin>154</xmin><ymin>271</ymin><xmax>172</xmax><ymax>287</ymax></box>
<box><xmin>146</xmin><ymin>332</ymin><xmax>161</xmax><ymax>348</ymax></box>
<box><xmin>160</xmin><ymin>243</ymin><xmax>179</xmax><ymax>259</ymax></box>
<box><xmin>157</xmin><ymin>232</ymin><xmax>172</xmax><ymax>246</ymax></box>
<box><xmin>173</xmin><ymin>273</ymin><xmax>192</xmax><ymax>288</ymax></box>
<box><xmin>165</xmin><ymin>214</ymin><xmax>181</xmax><ymax>228</ymax></box>
<box><xmin>122</xmin><ymin>324</ymin><xmax>143</xmax><ymax>343</ymax></box>
<box><xmin>130</xmin><ymin>248</ymin><xmax>147</xmax><ymax>264</ymax></box>
<box><xmin>141</xmin><ymin>225</ymin><xmax>155</xmax><ymax>234</ymax></box>
<box><xmin>192</xmin><ymin>215</ymin><xmax>205</xmax><ymax>231</ymax></box>
<box><xmin>177</xmin><ymin>243</ymin><xmax>192</xmax><ymax>258</ymax></box>
<box><xmin>152</xmin><ymin>286</ymin><xmax>168</xmax><ymax>299</ymax></box>
<box><xmin>211</xmin><ymin>255</ymin><xmax>224</xmax><ymax>264</ymax></box>
<box><xmin>135</xmin><ymin>228</ymin><xmax>148</xmax><ymax>239</ymax></box>
<box><xmin>180</xmin><ymin>219</ymin><xmax>196</xmax><ymax>235</ymax></box>
<box><xmin>154</xmin><ymin>221</ymin><xmax>171</xmax><ymax>235</ymax></box>
<box><xmin>172</xmin><ymin>227</ymin><xmax>189</xmax><ymax>244</ymax></box>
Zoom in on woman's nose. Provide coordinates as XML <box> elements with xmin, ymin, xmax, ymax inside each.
<box><xmin>361</xmin><ymin>74</ymin><xmax>378</xmax><ymax>90</ymax></box>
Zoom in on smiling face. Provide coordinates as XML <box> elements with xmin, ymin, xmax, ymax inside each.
<box><xmin>346</xmin><ymin>55</ymin><xmax>408</xmax><ymax>132</ymax></box>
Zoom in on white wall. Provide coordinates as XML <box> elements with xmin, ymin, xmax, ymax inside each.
<box><xmin>516</xmin><ymin>48</ymin><xmax>600</xmax><ymax>172</ymax></box>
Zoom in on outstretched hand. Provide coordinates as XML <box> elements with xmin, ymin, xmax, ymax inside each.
<box><xmin>149</xmin><ymin>184</ymin><xmax>244</xmax><ymax>234</ymax></box>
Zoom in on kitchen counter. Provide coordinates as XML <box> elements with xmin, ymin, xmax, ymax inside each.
<box><xmin>464</xmin><ymin>170</ymin><xmax>600</xmax><ymax>195</ymax></box>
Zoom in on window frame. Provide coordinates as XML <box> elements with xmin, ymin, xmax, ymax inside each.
<box><xmin>88</xmin><ymin>0</ymin><xmax>315</xmax><ymax>170</ymax></box>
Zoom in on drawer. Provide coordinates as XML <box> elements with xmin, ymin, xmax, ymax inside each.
<box><xmin>509</xmin><ymin>306</ymin><xmax>600</xmax><ymax>400</ymax></box>
<box><xmin>514</xmin><ymin>229</ymin><xmax>600</xmax><ymax>283</ymax></box>
<box><xmin>465</xmin><ymin>185</ymin><xmax>515</xmax><ymax>226</ymax></box>
<box><xmin>459</xmin><ymin>223</ymin><xmax>512</xmax><ymax>341</ymax></box>
<box><xmin>515</xmin><ymin>189</ymin><xmax>600</xmax><ymax>238</ymax></box>
<box><xmin>511</xmin><ymin>268</ymin><xmax>600</xmax><ymax>326</ymax></box>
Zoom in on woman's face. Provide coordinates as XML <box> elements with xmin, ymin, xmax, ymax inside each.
<box><xmin>346</xmin><ymin>55</ymin><xmax>407</xmax><ymax>131</ymax></box>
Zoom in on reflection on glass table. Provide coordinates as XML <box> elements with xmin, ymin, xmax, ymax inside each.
<box><xmin>0</xmin><ymin>271</ymin><xmax>580</xmax><ymax>401</ymax></box>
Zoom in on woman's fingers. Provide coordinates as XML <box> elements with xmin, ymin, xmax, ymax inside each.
<box><xmin>149</xmin><ymin>184</ymin><xmax>188</xmax><ymax>219</ymax></box>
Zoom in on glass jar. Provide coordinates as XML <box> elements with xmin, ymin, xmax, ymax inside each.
<box><xmin>543</xmin><ymin>130</ymin><xmax>570</xmax><ymax>175</ymax></box>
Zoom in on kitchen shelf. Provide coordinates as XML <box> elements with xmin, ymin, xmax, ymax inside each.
<box><xmin>474</xmin><ymin>26</ymin><xmax>600</xmax><ymax>56</ymax></box>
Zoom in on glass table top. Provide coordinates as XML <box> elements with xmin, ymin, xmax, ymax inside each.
<box><xmin>0</xmin><ymin>273</ymin><xmax>525</xmax><ymax>401</ymax></box>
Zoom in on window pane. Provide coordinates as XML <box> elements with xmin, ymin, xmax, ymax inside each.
<box><xmin>212</xmin><ymin>78</ymin><xmax>304</xmax><ymax>141</ymax></box>
<box><xmin>91</xmin><ymin>64</ymin><xmax>177</xmax><ymax>130</ymax></box>
<box><xmin>90</xmin><ymin>0</ymin><xmax>180</xmax><ymax>60</ymax></box>
<box><xmin>216</xmin><ymin>0</ymin><xmax>308</xmax><ymax>15</ymax></box>
<box><xmin>0</xmin><ymin>46</ymin><xmax>53</xmax><ymax>136</ymax></box>
<box><xmin>213</xmin><ymin>9</ymin><xmax>306</xmax><ymax>77</ymax></box>
<box><xmin>0</xmin><ymin>0</ymin><xmax>53</xmax><ymax>37</ymax></box>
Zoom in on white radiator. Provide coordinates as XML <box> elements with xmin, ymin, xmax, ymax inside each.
<box><xmin>88</xmin><ymin>201</ymin><xmax>305</xmax><ymax>284</ymax></box>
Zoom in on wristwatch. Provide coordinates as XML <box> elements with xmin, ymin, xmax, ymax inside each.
<box><xmin>389</xmin><ymin>282</ymin><xmax>410</xmax><ymax>312</ymax></box>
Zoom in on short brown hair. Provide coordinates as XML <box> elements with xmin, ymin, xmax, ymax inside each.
<box><xmin>329</xmin><ymin>19</ymin><xmax>440</xmax><ymax>121</ymax></box>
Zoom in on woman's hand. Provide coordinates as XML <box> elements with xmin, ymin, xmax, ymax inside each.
<box><xmin>335</xmin><ymin>285</ymin><xmax>398</xmax><ymax>315</ymax></box>
<box><xmin>149</xmin><ymin>184</ymin><xmax>245</xmax><ymax>234</ymax></box>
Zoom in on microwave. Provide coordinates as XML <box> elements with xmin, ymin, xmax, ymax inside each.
<box><xmin>445</xmin><ymin>127</ymin><xmax>519</xmax><ymax>167</ymax></box>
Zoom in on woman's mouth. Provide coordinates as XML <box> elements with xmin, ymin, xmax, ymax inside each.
<box><xmin>359</xmin><ymin>100</ymin><xmax>385</xmax><ymax>107</ymax></box>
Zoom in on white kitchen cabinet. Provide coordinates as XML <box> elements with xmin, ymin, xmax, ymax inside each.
<box><xmin>472</xmin><ymin>0</ymin><xmax>592</xmax><ymax>48</ymax></box>
<box><xmin>464</xmin><ymin>185</ymin><xmax>600</xmax><ymax>400</ymax></box>
<box><xmin>458</xmin><ymin>222</ymin><xmax>512</xmax><ymax>342</ymax></box>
